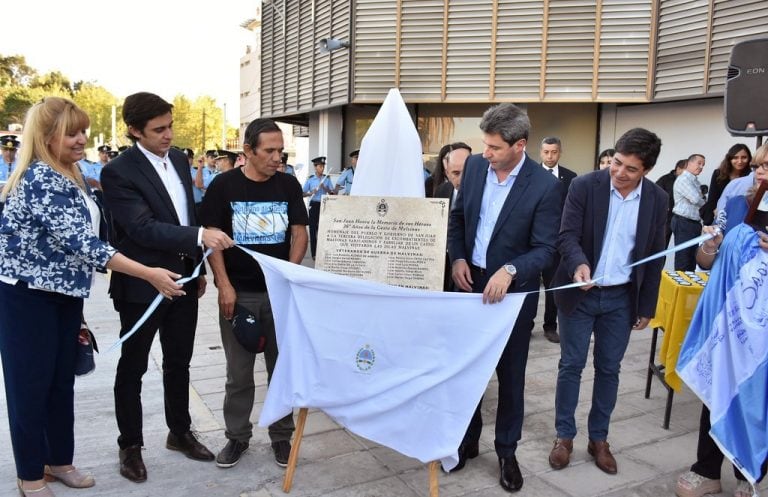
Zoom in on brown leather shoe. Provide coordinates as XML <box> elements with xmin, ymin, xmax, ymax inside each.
<box><xmin>166</xmin><ymin>431</ymin><xmax>215</xmax><ymax>461</ymax></box>
<box><xmin>587</xmin><ymin>440</ymin><xmax>617</xmax><ymax>474</ymax></box>
<box><xmin>548</xmin><ymin>438</ymin><xmax>573</xmax><ymax>470</ymax></box>
<box><xmin>119</xmin><ymin>445</ymin><xmax>147</xmax><ymax>482</ymax></box>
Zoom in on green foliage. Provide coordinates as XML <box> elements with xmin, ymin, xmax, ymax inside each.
<box><xmin>0</xmin><ymin>53</ymin><xmax>239</xmax><ymax>151</ymax></box>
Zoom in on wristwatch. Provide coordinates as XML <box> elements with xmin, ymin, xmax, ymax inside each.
<box><xmin>503</xmin><ymin>264</ymin><xmax>517</xmax><ymax>279</ymax></box>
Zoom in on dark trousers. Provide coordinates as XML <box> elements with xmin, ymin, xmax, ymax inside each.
<box><xmin>308</xmin><ymin>201</ymin><xmax>321</xmax><ymax>258</ymax></box>
<box><xmin>671</xmin><ymin>214</ymin><xmax>702</xmax><ymax>271</ymax></box>
<box><xmin>691</xmin><ymin>404</ymin><xmax>767</xmax><ymax>482</ymax></box>
<box><xmin>0</xmin><ymin>282</ymin><xmax>82</xmax><ymax>480</ymax></box>
<box><xmin>462</xmin><ymin>266</ymin><xmax>537</xmax><ymax>457</ymax></box>
<box><xmin>219</xmin><ymin>291</ymin><xmax>294</xmax><ymax>442</ymax></box>
<box><xmin>541</xmin><ymin>254</ymin><xmax>559</xmax><ymax>330</ymax></box>
<box><xmin>113</xmin><ymin>297</ymin><xmax>198</xmax><ymax>449</ymax></box>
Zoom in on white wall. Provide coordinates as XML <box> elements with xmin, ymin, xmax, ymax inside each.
<box><xmin>599</xmin><ymin>98</ymin><xmax>762</xmax><ymax>185</ymax></box>
<box><xmin>309</xmin><ymin>108</ymin><xmax>344</xmax><ymax>175</ymax></box>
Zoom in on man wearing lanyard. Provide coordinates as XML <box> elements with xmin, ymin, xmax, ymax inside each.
<box><xmin>548</xmin><ymin>128</ymin><xmax>667</xmax><ymax>475</ymax></box>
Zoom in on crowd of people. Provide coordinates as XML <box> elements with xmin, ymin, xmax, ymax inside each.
<box><xmin>0</xmin><ymin>94</ymin><xmax>765</xmax><ymax>497</ymax></box>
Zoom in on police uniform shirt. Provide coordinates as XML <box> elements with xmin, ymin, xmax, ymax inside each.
<box><xmin>335</xmin><ymin>168</ymin><xmax>354</xmax><ymax>195</ymax></box>
<box><xmin>0</xmin><ymin>159</ymin><xmax>16</xmax><ymax>178</ymax></box>
<box><xmin>190</xmin><ymin>166</ymin><xmax>204</xmax><ymax>204</ymax></box>
<box><xmin>303</xmin><ymin>174</ymin><xmax>333</xmax><ymax>202</ymax></box>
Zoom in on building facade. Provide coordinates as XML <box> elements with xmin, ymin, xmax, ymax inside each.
<box><xmin>247</xmin><ymin>0</ymin><xmax>768</xmax><ymax>181</ymax></box>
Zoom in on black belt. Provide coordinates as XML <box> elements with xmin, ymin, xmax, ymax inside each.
<box><xmin>672</xmin><ymin>214</ymin><xmax>701</xmax><ymax>224</ymax></box>
<box><xmin>469</xmin><ymin>264</ymin><xmax>487</xmax><ymax>276</ymax></box>
<box><xmin>594</xmin><ymin>282</ymin><xmax>631</xmax><ymax>290</ymax></box>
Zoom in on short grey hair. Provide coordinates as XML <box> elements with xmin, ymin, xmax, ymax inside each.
<box><xmin>541</xmin><ymin>136</ymin><xmax>561</xmax><ymax>148</ymax></box>
<box><xmin>479</xmin><ymin>103</ymin><xmax>530</xmax><ymax>145</ymax></box>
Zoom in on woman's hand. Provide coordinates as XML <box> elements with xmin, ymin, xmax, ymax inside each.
<box><xmin>146</xmin><ymin>268</ymin><xmax>185</xmax><ymax>299</ymax></box>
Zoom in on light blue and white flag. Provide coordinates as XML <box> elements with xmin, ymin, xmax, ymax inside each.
<box><xmin>677</xmin><ymin>223</ymin><xmax>768</xmax><ymax>484</ymax></box>
<box><xmin>246</xmin><ymin>248</ymin><xmax>525</xmax><ymax>471</ymax></box>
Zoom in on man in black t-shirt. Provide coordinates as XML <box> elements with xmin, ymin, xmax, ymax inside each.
<box><xmin>199</xmin><ymin>119</ymin><xmax>309</xmax><ymax>469</ymax></box>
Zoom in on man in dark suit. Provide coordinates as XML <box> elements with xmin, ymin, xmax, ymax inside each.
<box><xmin>548</xmin><ymin>128</ymin><xmax>667</xmax><ymax>475</ymax></box>
<box><xmin>539</xmin><ymin>136</ymin><xmax>577</xmax><ymax>343</ymax></box>
<box><xmin>436</xmin><ymin>146</ymin><xmax>471</xmax><ymax>291</ymax></box>
<box><xmin>101</xmin><ymin>92</ymin><xmax>234</xmax><ymax>483</ymax></box>
<box><xmin>447</xmin><ymin>103</ymin><xmax>562</xmax><ymax>492</ymax></box>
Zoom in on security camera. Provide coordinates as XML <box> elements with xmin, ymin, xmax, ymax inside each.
<box><xmin>318</xmin><ymin>38</ymin><xmax>350</xmax><ymax>53</ymax></box>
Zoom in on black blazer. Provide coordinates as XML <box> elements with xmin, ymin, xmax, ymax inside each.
<box><xmin>447</xmin><ymin>153</ymin><xmax>562</xmax><ymax>292</ymax></box>
<box><xmin>101</xmin><ymin>145</ymin><xmax>203</xmax><ymax>303</ymax></box>
<box><xmin>555</xmin><ymin>165</ymin><xmax>577</xmax><ymax>204</ymax></box>
<box><xmin>434</xmin><ymin>181</ymin><xmax>455</xmax><ymax>207</ymax></box>
<box><xmin>553</xmin><ymin>168</ymin><xmax>668</xmax><ymax>321</ymax></box>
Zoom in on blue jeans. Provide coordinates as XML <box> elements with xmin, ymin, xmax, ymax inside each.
<box><xmin>554</xmin><ymin>285</ymin><xmax>632</xmax><ymax>441</ymax></box>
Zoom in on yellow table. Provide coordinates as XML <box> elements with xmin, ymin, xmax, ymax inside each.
<box><xmin>645</xmin><ymin>270</ymin><xmax>708</xmax><ymax>428</ymax></box>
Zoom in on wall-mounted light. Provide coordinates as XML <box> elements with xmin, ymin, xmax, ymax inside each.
<box><xmin>318</xmin><ymin>38</ymin><xmax>350</xmax><ymax>53</ymax></box>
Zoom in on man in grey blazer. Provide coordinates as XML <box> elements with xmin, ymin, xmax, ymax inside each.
<box><xmin>447</xmin><ymin>103</ymin><xmax>562</xmax><ymax>492</ymax></box>
<box><xmin>548</xmin><ymin>128</ymin><xmax>667</xmax><ymax>475</ymax></box>
<box><xmin>102</xmin><ymin>92</ymin><xmax>234</xmax><ymax>483</ymax></box>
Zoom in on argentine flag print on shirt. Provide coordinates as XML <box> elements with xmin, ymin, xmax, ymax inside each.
<box><xmin>231</xmin><ymin>201</ymin><xmax>289</xmax><ymax>245</ymax></box>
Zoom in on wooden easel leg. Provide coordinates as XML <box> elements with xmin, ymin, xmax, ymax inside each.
<box><xmin>282</xmin><ymin>407</ymin><xmax>308</xmax><ymax>493</ymax></box>
<box><xmin>428</xmin><ymin>461</ymin><xmax>440</xmax><ymax>497</ymax></box>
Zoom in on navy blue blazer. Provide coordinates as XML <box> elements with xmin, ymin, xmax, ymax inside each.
<box><xmin>101</xmin><ymin>145</ymin><xmax>203</xmax><ymax>303</ymax></box>
<box><xmin>447</xmin><ymin>153</ymin><xmax>562</xmax><ymax>293</ymax></box>
<box><xmin>553</xmin><ymin>168</ymin><xmax>668</xmax><ymax>321</ymax></box>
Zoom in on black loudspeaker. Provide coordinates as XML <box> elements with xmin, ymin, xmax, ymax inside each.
<box><xmin>725</xmin><ymin>37</ymin><xmax>768</xmax><ymax>136</ymax></box>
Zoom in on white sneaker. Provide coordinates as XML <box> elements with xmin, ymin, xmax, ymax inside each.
<box><xmin>675</xmin><ymin>471</ymin><xmax>722</xmax><ymax>497</ymax></box>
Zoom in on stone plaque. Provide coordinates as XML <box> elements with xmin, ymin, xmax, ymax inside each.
<box><xmin>315</xmin><ymin>196</ymin><xmax>450</xmax><ymax>291</ymax></box>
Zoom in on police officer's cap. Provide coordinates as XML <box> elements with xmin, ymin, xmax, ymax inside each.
<box><xmin>118</xmin><ymin>145</ymin><xmax>129</xmax><ymax>153</ymax></box>
<box><xmin>311</xmin><ymin>156</ymin><xmax>326</xmax><ymax>165</ymax></box>
<box><xmin>107</xmin><ymin>150</ymin><xmax>119</xmax><ymax>159</ymax></box>
<box><xmin>349</xmin><ymin>149</ymin><xmax>360</xmax><ymax>158</ymax></box>
<box><xmin>182</xmin><ymin>148</ymin><xmax>194</xmax><ymax>158</ymax></box>
<box><xmin>97</xmin><ymin>144</ymin><xmax>112</xmax><ymax>153</ymax></box>
<box><xmin>1</xmin><ymin>135</ymin><xmax>20</xmax><ymax>150</ymax></box>
<box><xmin>216</xmin><ymin>149</ymin><xmax>237</xmax><ymax>162</ymax></box>
<box><xmin>205</xmin><ymin>149</ymin><xmax>218</xmax><ymax>158</ymax></box>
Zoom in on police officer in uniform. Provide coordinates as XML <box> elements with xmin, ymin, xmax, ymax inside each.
<box><xmin>0</xmin><ymin>135</ymin><xmax>20</xmax><ymax>181</ymax></box>
<box><xmin>302</xmin><ymin>156</ymin><xmax>334</xmax><ymax>258</ymax></box>
<box><xmin>334</xmin><ymin>149</ymin><xmax>359</xmax><ymax>195</ymax></box>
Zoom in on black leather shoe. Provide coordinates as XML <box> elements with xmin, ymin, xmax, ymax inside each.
<box><xmin>216</xmin><ymin>439</ymin><xmax>249</xmax><ymax>468</ymax></box>
<box><xmin>271</xmin><ymin>440</ymin><xmax>291</xmax><ymax>467</ymax></box>
<box><xmin>499</xmin><ymin>455</ymin><xmax>523</xmax><ymax>492</ymax></box>
<box><xmin>166</xmin><ymin>431</ymin><xmax>215</xmax><ymax>461</ymax></box>
<box><xmin>119</xmin><ymin>445</ymin><xmax>147</xmax><ymax>483</ymax></box>
<box><xmin>544</xmin><ymin>329</ymin><xmax>560</xmax><ymax>343</ymax></box>
<box><xmin>442</xmin><ymin>441</ymin><xmax>479</xmax><ymax>473</ymax></box>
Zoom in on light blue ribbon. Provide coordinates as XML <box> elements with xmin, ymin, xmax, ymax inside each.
<box><xmin>105</xmin><ymin>231</ymin><xmax>717</xmax><ymax>352</ymax></box>
<box><xmin>106</xmin><ymin>248</ymin><xmax>212</xmax><ymax>353</ymax></box>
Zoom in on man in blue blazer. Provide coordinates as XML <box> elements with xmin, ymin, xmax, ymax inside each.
<box><xmin>548</xmin><ymin>128</ymin><xmax>667</xmax><ymax>475</ymax></box>
<box><xmin>102</xmin><ymin>92</ymin><xmax>234</xmax><ymax>483</ymax></box>
<box><xmin>447</xmin><ymin>103</ymin><xmax>562</xmax><ymax>492</ymax></box>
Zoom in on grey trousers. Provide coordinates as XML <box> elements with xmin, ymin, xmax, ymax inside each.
<box><xmin>219</xmin><ymin>291</ymin><xmax>294</xmax><ymax>442</ymax></box>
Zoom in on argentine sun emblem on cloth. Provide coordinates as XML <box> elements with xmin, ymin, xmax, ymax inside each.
<box><xmin>355</xmin><ymin>344</ymin><xmax>376</xmax><ymax>372</ymax></box>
